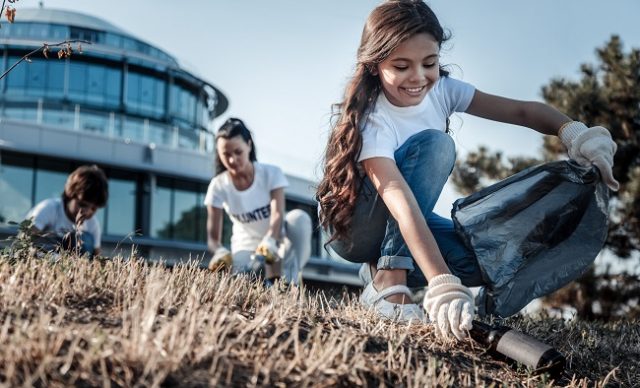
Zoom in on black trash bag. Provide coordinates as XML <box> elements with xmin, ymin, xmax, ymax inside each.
<box><xmin>452</xmin><ymin>160</ymin><xmax>609</xmax><ymax>317</ymax></box>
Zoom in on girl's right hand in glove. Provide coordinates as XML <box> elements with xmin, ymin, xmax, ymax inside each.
<box><xmin>423</xmin><ymin>274</ymin><xmax>475</xmax><ymax>340</ymax></box>
<box><xmin>559</xmin><ymin>121</ymin><xmax>619</xmax><ymax>191</ymax></box>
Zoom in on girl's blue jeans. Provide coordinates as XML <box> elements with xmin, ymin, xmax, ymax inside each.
<box><xmin>332</xmin><ymin>129</ymin><xmax>484</xmax><ymax>288</ymax></box>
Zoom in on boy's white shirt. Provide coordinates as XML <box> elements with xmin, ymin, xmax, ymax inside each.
<box><xmin>358</xmin><ymin>76</ymin><xmax>476</xmax><ymax>162</ymax></box>
<box><xmin>204</xmin><ymin>162</ymin><xmax>289</xmax><ymax>253</ymax></box>
<box><xmin>26</xmin><ymin>198</ymin><xmax>102</xmax><ymax>248</ymax></box>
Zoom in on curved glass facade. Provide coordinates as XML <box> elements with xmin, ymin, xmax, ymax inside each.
<box><xmin>0</xmin><ymin>21</ymin><xmax>176</xmax><ymax>64</ymax></box>
<box><xmin>0</xmin><ymin>19</ymin><xmax>222</xmax><ymax>153</ymax></box>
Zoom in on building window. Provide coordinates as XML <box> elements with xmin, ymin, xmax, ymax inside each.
<box><xmin>150</xmin><ymin>178</ymin><xmax>208</xmax><ymax>243</ymax></box>
<box><xmin>105</xmin><ymin>67</ymin><xmax>121</xmax><ymax>106</ymax></box>
<box><xmin>177</xmin><ymin>126</ymin><xmax>200</xmax><ymax>151</ymax></box>
<box><xmin>8</xmin><ymin>23</ymin><xmax>29</xmax><ymax>38</ymax></box>
<box><xmin>169</xmin><ymin>84</ymin><xmax>196</xmax><ymax>123</ymax></box>
<box><xmin>86</xmin><ymin>65</ymin><xmax>106</xmax><ymax>105</ymax></box>
<box><xmin>67</xmin><ymin>61</ymin><xmax>87</xmax><ymax>102</ymax></box>
<box><xmin>25</xmin><ymin>59</ymin><xmax>47</xmax><ymax>96</ymax></box>
<box><xmin>150</xmin><ymin>180</ymin><xmax>173</xmax><ymax>240</ymax></box>
<box><xmin>104</xmin><ymin>33</ymin><xmax>122</xmax><ymax>49</ymax></box>
<box><xmin>34</xmin><ymin>158</ymin><xmax>70</xmax><ymax>205</ymax></box>
<box><xmin>45</xmin><ymin>60</ymin><xmax>65</xmax><ymax>99</ymax></box>
<box><xmin>49</xmin><ymin>24</ymin><xmax>69</xmax><ymax>40</ymax></box>
<box><xmin>104</xmin><ymin>177</ymin><xmax>137</xmax><ymax>237</ymax></box>
<box><xmin>172</xmin><ymin>188</ymin><xmax>201</xmax><ymax>242</ymax></box>
<box><xmin>2</xmin><ymin>107</ymin><xmax>37</xmax><ymax>121</ymax></box>
<box><xmin>0</xmin><ymin>153</ymin><xmax>34</xmax><ymax>225</ymax></box>
<box><xmin>5</xmin><ymin>57</ymin><xmax>65</xmax><ymax>100</ymax></box>
<box><xmin>70</xmin><ymin>26</ymin><xmax>103</xmax><ymax>44</ymax></box>
<box><xmin>5</xmin><ymin>56</ymin><xmax>28</xmax><ymax>96</ymax></box>
<box><xmin>126</xmin><ymin>72</ymin><xmax>165</xmax><ymax>118</ymax></box>
<box><xmin>42</xmin><ymin>108</ymin><xmax>74</xmax><ymax>128</ymax></box>
<box><xmin>67</xmin><ymin>62</ymin><xmax>121</xmax><ymax>109</ymax></box>
<box><xmin>148</xmin><ymin>121</ymin><xmax>174</xmax><ymax>147</ymax></box>
<box><xmin>79</xmin><ymin>110</ymin><xmax>110</xmax><ymax>135</ymax></box>
<box><xmin>28</xmin><ymin>23</ymin><xmax>50</xmax><ymax>40</ymax></box>
<box><xmin>121</xmin><ymin>116</ymin><xmax>145</xmax><ymax>142</ymax></box>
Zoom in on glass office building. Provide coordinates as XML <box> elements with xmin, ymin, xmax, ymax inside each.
<box><xmin>0</xmin><ymin>8</ymin><xmax>359</xmax><ymax>285</ymax></box>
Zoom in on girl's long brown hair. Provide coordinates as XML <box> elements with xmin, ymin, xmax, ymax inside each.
<box><xmin>316</xmin><ymin>0</ymin><xmax>450</xmax><ymax>243</ymax></box>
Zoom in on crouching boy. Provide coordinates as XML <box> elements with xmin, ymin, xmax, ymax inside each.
<box><xmin>26</xmin><ymin>164</ymin><xmax>109</xmax><ymax>257</ymax></box>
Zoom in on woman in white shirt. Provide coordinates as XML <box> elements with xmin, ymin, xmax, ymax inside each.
<box><xmin>204</xmin><ymin>118</ymin><xmax>312</xmax><ymax>285</ymax></box>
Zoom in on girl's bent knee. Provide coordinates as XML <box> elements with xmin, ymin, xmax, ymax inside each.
<box><xmin>399</xmin><ymin>129</ymin><xmax>456</xmax><ymax>170</ymax></box>
<box><xmin>410</xmin><ymin>129</ymin><xmax>455</xmax><ymax>151</ymax></box>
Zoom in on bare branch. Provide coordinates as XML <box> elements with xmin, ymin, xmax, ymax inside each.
<box><xmin>0</xmin><ymin>0</ymin><xmax>7</xmax><ymax>26</ymax></box>
<box><xmin>0</xmin><ymin>39</ymin><xmax>92</xmax><ymax>81</ymax></box>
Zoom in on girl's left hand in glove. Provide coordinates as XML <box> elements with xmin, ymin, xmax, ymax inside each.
<box><xmin>423</xmin><ymin>274</ymin><xmax>475</xmax><ymax>341</ymax></box>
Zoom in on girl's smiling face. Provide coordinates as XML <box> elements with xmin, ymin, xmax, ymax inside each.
<box><xmin>376</xmin><ymin>32</ymin><xmax>440</xmax><ymax>107</ymax></box>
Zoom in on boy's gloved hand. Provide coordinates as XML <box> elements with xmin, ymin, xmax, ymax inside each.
<box><xmin>559</xmin><ymin>121</ymin><xmax>619</xmax><ymax>191</ymax></box>
<box><xmin>208</xmin><ymin>246</ymin><xmax>232</xmax><ymax>271</ymax></box>
<box><xmin>254</xmin><ymin>236</ymin><xmax>280</xmax><ymax>264</ymax></box>
<box><xmin>423</xmin><ymin>274</ymin><xmax>475</xmax><ymax>340</ymax></box>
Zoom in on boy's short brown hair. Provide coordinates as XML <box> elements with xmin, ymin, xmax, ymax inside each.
<box><xmin>62</xmin><ymin>165</ymin><xmax>109</xmax><ymax>207</ymax></box>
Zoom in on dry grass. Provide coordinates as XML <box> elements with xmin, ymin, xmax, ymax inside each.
<box><xmin>0</xmin><ymin>251</ymin><xmax>637</xmax><ymax>387</ymax></box>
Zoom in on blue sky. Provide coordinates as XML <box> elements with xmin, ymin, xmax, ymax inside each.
<box><xmin>17</xmin><ymin>0</ymin><xmax>640</xmax><ymax>214</ymax></box>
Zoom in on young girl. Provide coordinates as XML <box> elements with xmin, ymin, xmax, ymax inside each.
<box><xmin>316</xmin><ymin>0</ymin><xmax>618</xmax><ymax>340</ymax></box>
<box><xmin>205</xmin><ymin>118</ymin><xmax>312</xmax><ymax>285</ymax></box>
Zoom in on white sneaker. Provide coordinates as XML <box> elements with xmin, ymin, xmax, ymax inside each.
<box><xmin>359</xmin><ymin>263</ymin><xmax>425</xmax><ymax>323</ymax></box>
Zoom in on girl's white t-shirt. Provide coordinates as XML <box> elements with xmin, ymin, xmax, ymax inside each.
<box><xmin>204</xmin><ymin>162</ymin><xmax>289</xmax><ymax>253</ymax></box>
<box><xmin>358</xmin><ymin>76</ymin><xmax>476</xmax><ymax>162</ymax></box>
<box><xmin>26</xmin><ymin>198</ymin><xmax>102</xmax><ymax>248</ymax></box>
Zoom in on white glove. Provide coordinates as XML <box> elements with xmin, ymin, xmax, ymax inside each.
<box><xmin>208</xmin><ymin>246</ymin><xmax>232</xmax><ymax>271</ymax></box>
<box><xmin>559</xmin><ymin>122</ymin><xmax>619</xmax><ymax>191</ymax></box>
<box><xmin>255</xmin><ymin>236</ymin><xmax>280</xmax><ymax>264</ymax></box>
<box><xmin>423</xmin><ymin>274</ymin><xmax>475</xmax><ymax>340</ymax></box>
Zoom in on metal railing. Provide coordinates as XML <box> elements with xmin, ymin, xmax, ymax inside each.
<box><xmin>1</xmin><ymin>100</ymin><xmax>214</xmax><ymax>153</ymax></box>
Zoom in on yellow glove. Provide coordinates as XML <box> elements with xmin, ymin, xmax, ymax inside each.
<box><xmin>254</xmin><ymin>236</ymin><xmax>280</xmax><ymax>264</ymax></box>
<box><xmin>208</xmin><ymin>246</ymin><xmax>232</xmax><ymax>271</ymax></box>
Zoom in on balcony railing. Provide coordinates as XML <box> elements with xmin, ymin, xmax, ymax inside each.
<box><xmin>1</xmin><ymin>100</ymin><xmax>214</xmax><ymax>153</ymax></box>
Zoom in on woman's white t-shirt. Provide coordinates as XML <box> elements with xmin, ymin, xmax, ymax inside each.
<box><xmin>358</xmin><ymin>76</ymin><xmax>476</xmax><ymax>162</ymax></box>
<box><xmin>204</xmin><ymin>162</ymin><xmax>288</xmax><ymax>253</ymax></box>
<box><xmin>26</xmin><ymin>198</ymin><xmax>102</xmax><ymax>248</ymax></box>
